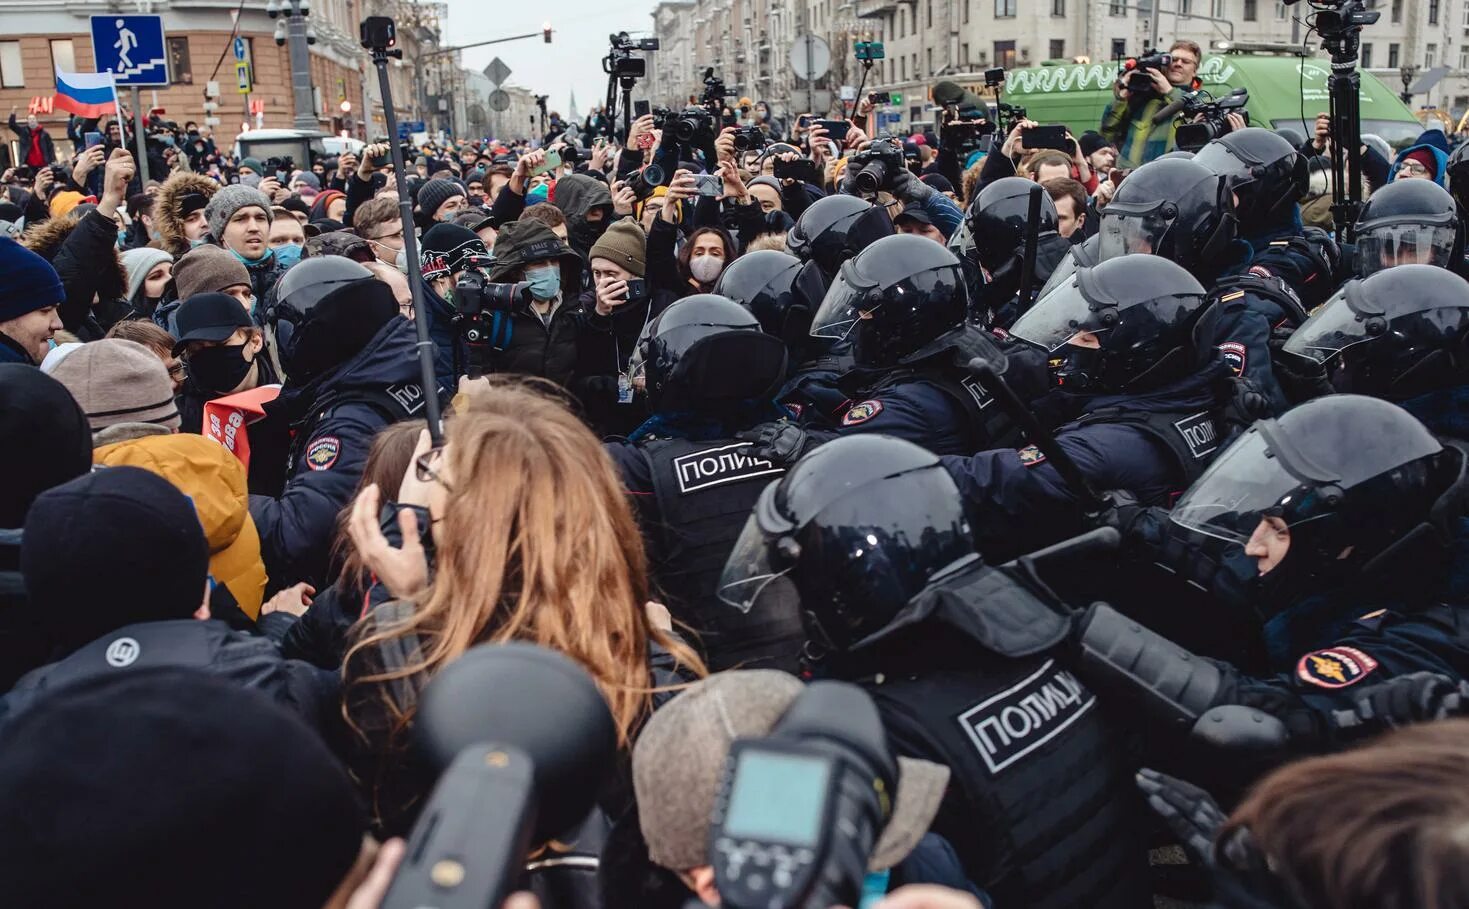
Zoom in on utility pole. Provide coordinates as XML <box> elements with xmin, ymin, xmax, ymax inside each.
<box><xmin>268</xmin><ymin>0</ymin><xmax>318</xmax><ymax>131</ymax></box>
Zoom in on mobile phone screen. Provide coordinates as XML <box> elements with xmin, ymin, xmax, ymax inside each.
<box><xmin>634</xmin><ymin>100</ymin><xmax>651</xmax><ymax>118</ymax></box>
<box><xmin>532</xmin><ymin>150</ymin><xmax>562</xmax><ymax>176</ymax></box>
<box><xmin>1021</xmin><ymin>125</ymin><xmax>1070</xmax><ymax>151</ymax></box>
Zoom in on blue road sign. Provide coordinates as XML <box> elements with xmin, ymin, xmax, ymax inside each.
<box><xmin>90</xmin><ymin>15</ymin><xmax>170</xmax><ymax>87</ymax></box>
<box><xmin>234</xmin><ymin>37</ymin><xmax>248</xmax><ymax>61</ymax></box>
<box><xmin>397</xmin><ymin>120</ymin><xmax>427</xmax><ymax>139</ymax></box>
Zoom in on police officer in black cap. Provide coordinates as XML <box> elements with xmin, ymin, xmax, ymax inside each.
<box><xmin>941</xmin><ymin>254</ymin><xmax>1232</xmax><ymax>562</ymax></box>
<box><xmin>250</xmin><ymin>257</ymin><xmax>433</xmax><ymax>590</ymax></box>
<box><xmin>785</xmin><ymin>194</ymin><xmax>895</xmax><ymax>284</ymax></box>
<box><xmin>1351</xmin><ymin>177</ymin><xmax>1466</xmax><ymax>279</ymax></box>
<box><xmin>1098</xmin><ymin>155</ymin><xmax>1303</xmax><ymax>414</ymax></box>
<box><xmin>717</xmin><ymin>434</ymin><xmax>1151</xmax><ymax>908</ymax></box>
<box><xmin>713</xmin><ymin>249</ymin><xmax>852</xmax><ymax>427</ymax></box>
<box><xmin>604</xmin><ymin>294</ymin><xmax>803</xmax><ymax>672</ymax></box>
<box><xmin>966</xmin><ymin>176</ymin><xmax>1072</xmax><ymax>327</ymax></box>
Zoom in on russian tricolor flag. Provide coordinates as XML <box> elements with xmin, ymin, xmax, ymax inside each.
<box><xmin>52</xmin><ymin>69</ymin><xmax>118</xmax><ymax>120</ymax></box>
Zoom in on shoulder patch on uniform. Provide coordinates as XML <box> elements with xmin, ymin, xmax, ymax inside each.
<box><xmin>956</xmin><ymin>659</ymin><xmax>1097</xmax><ymax>774</ymax></box>
<box><xmin>1218</xmin><ymin>341</ymin><xmax>1248</xmax><ymax>377</ymax></box>
<box><xmin>841</xmin><ymin>399</ymin><xmax>884</xmax><ymax>426</ymax></box>
<box><xmin>1219</xmin><ymin>289</ymin><xmax>1247</xmax><ymax>302</ymax></box>
<box><xmin>673</xmin><ymin>442</ymin><xmax>784</xmax><ymax>494</ymax></box>
<box><xmin>1296</xmin><ymin>646</ymin><xmax>1379</xmax><ymax>689</ymax></box>
<box><xmin>1248</xmin><ymin>265</ymin><xmax>1276</xmax><ymax>280</ymax></box>
<box><xmin>784</xmin><ymin>401</ymin><xmax>805</xmax><ymax>420</ymax></box>
<box><xmin>1017</xmin><ymin>444</ymin><xmax>1047</xmax><ymax>467</ymax></box>
<box><xmin>305</xmin><ymin>435</ymin><xmax>341</xmax><ymax>471</ymax></box>
<box><xmin>1173</xmin><ymin>411</ymin><xmax>1219</xmax><ymax>461</ymax></box>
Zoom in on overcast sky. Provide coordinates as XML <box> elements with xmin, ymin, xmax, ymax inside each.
<box><xmin>444</xmin><ymin>0</ymin><xmax>655</xmax><ymax>119</ymax></box>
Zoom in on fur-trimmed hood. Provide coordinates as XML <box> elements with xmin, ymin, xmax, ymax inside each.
<box><xmin>22</xmin><ymin>214</ymin><xmax>127</xmax><ymax>303</ymax></box>
<box><xmin>154</xmin><ymin>171</ymin><xmax>220</xmax><ymax>257</ymax></box>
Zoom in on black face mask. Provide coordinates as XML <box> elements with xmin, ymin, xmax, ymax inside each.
<box><xmin>573</xmin><ymin>218</ymin><xmax>608</xmax><ymax>247</ymax></box>
<box><xmin>188</xmin><ymin>343</ymin><xmax>254</xmax><ymax>394</ymax></box>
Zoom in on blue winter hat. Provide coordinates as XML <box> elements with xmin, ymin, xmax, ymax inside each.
<box><xmin>0</xmin><ymin>236</ymin><xmax>64</xmax><ymax>323</ymax></box>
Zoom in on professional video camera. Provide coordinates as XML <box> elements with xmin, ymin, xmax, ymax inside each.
<box><xmin>702</xmin><ymin>67</ymin><xmax>731</xmax><ymax>111</ymax></box>
<box><xmin>847</xmin><ymin>136</ymin><xmax>906</xmax><ymax>196</ymax></box>
<box><xmin>452</xmin><ymin>252</ymin><xmax>529</xmax><ymax>377</ymax></box>
<box><xmin>709</xmin><ymin>681</ymin><xmax>898</xmax><ymax>909</ymax></box>
<box><xmin>381</xmin><ymin>643</ymin><xmax>618</xmax><ymax>909</ymax></box>
<box><xmin>1174</xmin><ymin>87</ymin><xmax>1250</xmax><ymax>151</ymax></box>
<box><xmin>603</xmin><ymin>31</ymin><xmax>659</xmax><ymax>79</ymax></box>
<box><xmin>1120</xmin><ymin>49</ymin><xmax>1171</xmax><ymax>95</ymax></box>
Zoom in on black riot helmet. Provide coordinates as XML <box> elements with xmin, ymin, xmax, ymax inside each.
<box><xmin>1352</xmin><ymin>178</ymin><xmax>1464</xmax><ymax>278</ymax></box>
<box><xmin>1170</xmin><ymin>395</ymin><xmax>1463</xmax><ymax>619</ymax></box>
<box><xmin>1447</xmin><ymin>141</ymin><xmax>1469</xmax><ymax>214</ymax></box>
<box><xmin>1193</xmin><ymin>127</ymin><xmax>1309</xmax><ymax>235</ymax></box>
<box><xmin>713</xmin><ymin>250</ymin><xmax>829</xmax><ymax>353</ymax></box>
<box><xmin>267</xmin><ymin>256</ymin><xmax>398</xmax><ymax>382</ymax></box>
<box><xmin>1097</xmin><ymin>157</ymin><xmax>1238</xmax><ymax>282</ymax></box>
<box><xmin>1035</xmin><ymin>231</ymin><xmax>1101</xmax><ymax>301</ymax></box>
<box><xmin>786</xmin><ymin>194</ymin><xmax>895</xmax><ymax>282</ymax></box>
<box><xmin>1281</xmin><ymin>264</ymin><xmax>1469</xmax><ymax>400</ymax></box>
<box><xmin>717</xmin><ymin>434</ymin><xmax>976</xmax><ymax>653</ymax></box>
<box><xmin>1009</xmin><ymin>254</ymin><xmax>1214</xmax><ymax>394</ymax></box>
<box><xmin>808</xmin><ymin>234</ymin><xmax>968</xmax><ymax>369</ymax></box>
<box><xmin>630</xmin><ymin>293</ymin><xmax>788</xmax><ymax>413</ymax></box>
<box><xmin>965</xmin><ymin>176</ymin><xmax>1059</xmax><ymax>276</ymax></box>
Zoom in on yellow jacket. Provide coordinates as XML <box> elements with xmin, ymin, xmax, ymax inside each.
<box><xmin>94</xmin><ymin>434</ymin><xmax>267</xmax><ymax>620</ymax></box>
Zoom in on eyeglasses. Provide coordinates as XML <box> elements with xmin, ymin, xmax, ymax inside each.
<box><xmin>368</xmin><ymin>228</ymin><xmax>405</xmax><ymax>244</ymax></box>
<box><xmin>414</xmin><ymin>445</ymin><xmax>452</xmax><ymax>489</ymax></box>
<box><xmin>1173</xmin><ymin>55</ymin><xmax>1199</xmax><ymax>67</ymax></box>
<box><xmin>1396</xmin><ymin>160</ymin><xmax>1430</xmax><ymax>176</ymax></box>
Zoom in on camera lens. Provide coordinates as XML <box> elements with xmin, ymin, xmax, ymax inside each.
<box><xmin>856</xmin><ymin>161</ymin><xmax>887</xmax><ymax>195</ymax></box>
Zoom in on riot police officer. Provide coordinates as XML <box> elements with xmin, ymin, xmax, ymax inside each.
<box><xmin>1351</xmin><ymin>178</ymin><xmax>1465</xmax><ymax>278</ymax></box>
<box><xmin>251</xmin><ymin>257</ymin><xmax>431</xmax><ymax>590</ymax></box>
<box><xmin>716</xmin><ymin>434</ymin><xmax>1152</xmax><ymax>908</ymax></box>
<box><xmin>940</xmin><ymin>254</ymin><xmax>1232</xmax><ymax>562</ymax></box>
<box><xmin>785</xmin><ymin>194</ymin><xmax>894</xmax><ymax>284</ymax></box>
<box><xmin>604</xmin><ymin>293</ymin><xmax>802</xmax><ymax>673</ymax></box>
<box><xmin>966</xmin><ymin>176</ymin><xmax>1072</xmax><ymax>327</ymax></box>
<box><xmin>1098</xmin><ymin>155</ymin><xmax>1304</xmax><ymax>413</ymax></box>
<box><xmin>713</xmin><ymin>249</ymin><xmax>850</xmax><ymax>427</ymax></box>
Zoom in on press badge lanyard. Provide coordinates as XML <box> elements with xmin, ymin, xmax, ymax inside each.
<box><xmin>614</xmin><ymin>301</ymin><xmax>654</xmax><ymax>405</ymax></box>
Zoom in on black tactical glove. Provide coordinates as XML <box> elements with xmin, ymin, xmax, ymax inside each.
<box><xmin>736</xmin><ymin>421</ymin><xmax>816</xmax><ymax>467</ymax></box>
<box><xmin>1136</xmin><ymin>768</ymin><xmax>1228</xmax><ymax>866</ymax></box>
<box><xmin>1268</xmin><ymin>330</ymin><xmax>1335</xmax><ymax>403</ymax></box>
<box><xmin>1333</xmin><ymin>671</ymin><xmax>1469</xmax><ymax>735</ymax></box>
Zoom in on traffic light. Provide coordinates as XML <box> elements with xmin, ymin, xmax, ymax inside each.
<box><xmin>891</xmin><ymin>92</ymin><xmax>903</xmax><ymax>105</ymax></box>
<box><xmin>543</xmin><ymin>22</ymin><xmax>553</xmax><ymax>43</ymax></box>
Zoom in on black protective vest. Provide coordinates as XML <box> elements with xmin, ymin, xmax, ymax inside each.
<box><xmin>866</xmin><ymin>367</ymin><xmax>1024</xmax><ymax>453</ymax></box>
<box><xmin>638</xmin><ymin>438</ymin><xmax>803</xmax><ymax>672</ymax></box>
<box><xmin>287</xmin><ymin>381</ymin><xmax>428</xmax><ymax>473</ymax></box>
<box><xmin>1076</xmin><ymin>406</ymin><xmax>1222</xmax><ymax>499</ymax></box>
<box><xmin>860</xmin><ymin>654</ymin><xmax>1151</xmax><ymax>909</ymax></box>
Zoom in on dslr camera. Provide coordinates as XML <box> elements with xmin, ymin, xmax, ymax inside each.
<box><xmin>732</xmin><ymin>125</ymin><xmax>768</xmax><ymax>152</ymax></box>
<box><xmin>1121</xmin><ymin>49</ymin><xmax>1172</xmax><ymax>95</ymax></box>
<box><xmin>1174</xmin><ymin>87</ymin><xmax>1250</xmax><ymax>152</ymax></box>
<box><xmin>847</xmin><ymin>137</ymin><xmax>906</xmax><ymax>197</ymax></box>
<box><xmin>626</xmin><ymin>162</ymin><xmax>667</xmax><ymax>199</ymax></box>
<box><xmin>453</xmin><ymin>254</ymin><xmax>529</xmax><ymax>376</ymax></box>
<box><xmin>653</xmin><ymin>106</ymin><xmax>716</xmax><ymax>145</ymax></box>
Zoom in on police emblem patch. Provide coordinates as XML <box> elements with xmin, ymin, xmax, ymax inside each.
<box><xmin>841</xmin><ymin>400</ymin><xmax>884</xmax><ymax>426</ymax></box>
<box><xmin>1296</xmin><ymin>646</ymin><xmax>1379</xmax><ymax>689</ymax></box>
<box><xmin>1218</xmin><ymin>341</ymin><xmax>1248</xmax><ymax>377</ymax></box>
<box><xmin>1017</xmin><ymin>445</ymin><xmax>1047</xmax><ymax>467</ymax></box>
<box><xmin>305</xmin><ymin>436</ymin><xmax>341</xmax><ymax>471</ymax></box>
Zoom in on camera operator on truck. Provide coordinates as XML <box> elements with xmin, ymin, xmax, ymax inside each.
<box><xmin>1100</xmin><ymin>39</ymin><xmax>1203</xmax><ymax>168</ymax></box>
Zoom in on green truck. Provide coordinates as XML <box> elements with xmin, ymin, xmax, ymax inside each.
<box><xmin>941</xmin><ymin>51</ymin><xmax>1425</xmax><ymax>151</ymax></box>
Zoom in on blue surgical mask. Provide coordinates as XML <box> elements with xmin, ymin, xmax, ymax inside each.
<box><xmin>189</xmin><ymin>236</ymin><xmax>208</xmax><ymax>249</ymax></box>
<box><xmin>274</xmin><ymin>243</ymin><xmax>304</xmax><ymax>268</ymax></box>
<box><xmin>230</xmin><ymin>246</ymin><xmax>272</xmax><ymax>266</ymax></box>
<box><xmin>524</xmin><ymin>265</ymin><xmax>561</xmax><ymax>301</ymax></box>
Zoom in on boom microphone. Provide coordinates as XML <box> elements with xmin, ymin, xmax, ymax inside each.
<box><xmin>931</xmin><ymin>80</ymin><xmax>987</xmax><ymax>113</ymax></box>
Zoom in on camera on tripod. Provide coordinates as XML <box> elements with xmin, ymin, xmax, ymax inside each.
<box><xmin>847</xmin><ymin>137</ymin><xmax>906</xmax><ymax>197</ymax></box>
<box><xmin>604</xmin><ymin>31</ymin><xmax>659</xmax><ymax>79</ymax></box>
<box><xmin>1174</xmin><ymin>87</ymin><xmax>1250</xmax><ymax>151</ymax></box>
<box><xmin>1120</xmin><ymin>49</ymin><xmax>1171</xmax><ymax>95</ymax></box>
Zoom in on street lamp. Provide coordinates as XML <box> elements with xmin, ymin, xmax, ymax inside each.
<box><xmin>271</xmin><ymin>0</ymin><xmax>318</xmax><ymax>130</ymax></box>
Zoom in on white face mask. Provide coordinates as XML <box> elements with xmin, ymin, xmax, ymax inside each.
<box><xmin>395</xmin><ymin>246</ymin><xmax>408</xmax><ymax>273</ymax></box>
<box><xmin>690</xmin><ymin>253</ymin><xmax>724</xmax><ymax>284</ymax></box>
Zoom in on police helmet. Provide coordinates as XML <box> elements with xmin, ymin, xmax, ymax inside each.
<box><xmin>1447</xmin><ymin>141</ymin><xmax>1469</xmax><ymax>213</ymax></box>
<box><xmin>1170</xmin><ymin>394</ymin><xmax>1462</xmax><ymax>618</ymax></box>
<box><xmin>713</xmin><ymin>250</ymin><xmax>828</xmax><ymax>351</ymax></box>
<box><xmin>630</xmin><ymin>293</ymin><xmax>787</xmax><ymax>413</ymax></box>
<box><xmin>1281</xmin><ymin>265</ymin><xmax>1469</xmax><ymax>400</ymax></box>
<box><xmin>1010</xmin><ymin>254</ymin><xmax>1213</xmax><ymax>394</ymax></box>
<box><xmin>965</xmin><ymin>176</ymin><xmax>1059</xmax><ymax>275</ymax></box>
<box><xmin>1353</xmin><ymin>178</ymin><xmax>1464</xmax><ymax>278</ymax></box>
<box><xmin>268</xmin><ymin>256</ymin><xmax>398</xmax><ymax>381</ymax></box>
<box><xmin>808</xmin><ymin>234</ymin><xmax>968</xmax><ymax>369</ymax></box>
<box><xmin>1193</xmin><ymin>128</ymin><xmax>1309</xmax><ymax>235</ymax></box>
<box><xmin>717</xmin><ymin>434</ymin><xmax>976</xmax><ymax>653</ymax></box>
<box><xmin>1097</xmin><ymin>157</ymin><xmax>1237</xmax><ymax>281</ymax></box>
<box><xmin>1035</xmin><ymin>232</ymin><xmax>1101</xmax><ymax>301</ymax></box>
<box><xmin>786</xmin><ymin>194</ymin><xmax>895</xmax><ymax>281</ymax></box>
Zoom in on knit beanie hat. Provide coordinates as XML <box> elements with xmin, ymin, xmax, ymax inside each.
<box><xmin>0</xmin><ymin>671</ymin><xmax>368</xmax><ymax>909</ymax></box>
<box><xmin>1403</xmin><ymin>148</ymin><xmax>1438</xmax><ymax>180</ymax></box>
<box><xmin>0</xmin><ymin>363</ymin><xmax>90</xmax><ymax>527</ymax></box>
<box><xmin>238</xmin><ymin>157</ymin><xmax>264</xmax><ymax>175</ymax></box>
<box><xmin>49</xmin><ymin>191</ymin><xmax>88</xmax><ymax>219</ymax></box>
<box><xmin>1079</xmin><ymin>131</ymin><xmax>1113</xmax><ymax>159</ymax></box>
<box><xmin>49</xmin><ymin>339</ymin><xmax>181</xmax><ymax>436</ymax></box>
<box><xmin>416</xmin><ymin>178</ymin><xmax>467</xmax><ymax>220</ymax></box>
<box><xmin>292</xmin><ymin>170</ymin><xmax>321</xmax><ymax>191</ymax></box>
<box><xmin>204</xmin><ymin>184</ymin><xmax>273</xmax><ymax>242</ymax></box>
<box><xmin>173</xmin><ymin>245</ymin><xmax>251</xmax><ymax>300</ymax></box>
<box><xmin>0</xmin><ymin>235</ymin><xmax>64</xmax><ymax>322</ymax></box>
<box><xmin>121</xmin><ymin>247</ymin><xmax>174</xmax><ymax>303</ymax></box>
<box><xmin>420</xmin><ymin>222</ymin><xmax>488</xmax><ymax>279</ymax></box>
<box><xmin>588</xmin><ymin>217</ymin><xmax>647</xmax><ymax>277</ymax></box>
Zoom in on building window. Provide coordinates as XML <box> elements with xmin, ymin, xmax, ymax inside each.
<box><xmin>1391</xmin><ymin>0</ymin><xmax>1401</xmax><ymax>23</ymax></box>
<box><xmin>963</xmin><ymin>0</ymin><xmax>970</xmax><ymax>24</ymax></box>
<box><xmin>1427</xmin><ymin>43</ymin><xmax>1437</xmax><ymax>68</ymax></box>
<box><xmin>1463</xmin><ymin>1</ymin><xmax>1469</xmax><ymax>27</ymax></box>
<box><xmin>897</xmin><ymin>7</ymin><xmax>904</xmax><ymax>37</ymax></box>
<box><xmin>1212</xmin><ymin>0</ymin><xmax>1226</xmax><ymax>16</ymax></box>
<box><xmin>1050</xmin><ymin>38</ymin><xmax>1065</xmax><ymax>58</ymax></box>
<box><xmin>995</xmin><ymin>0</ymin><xmax>1017</xmax><ymax>17</ymax></box>
<box><xmin>1362</xmin><ymin>43</ymin><xmax>1374</xmax><ymax>68</ymax></box>
<box><xmin>0</xmin><ymin>41</ymin><xmax>23</xmax><ymax>88</ymax></box>
<box><xmin>900</xmin><ymin>55</ymin><xmax>907</xmax><ymax>81</ymax></box>
<box><xmin>1112</xmin><ymin>38</ymin><xmax>1128</xmax><ymax>60</ymax></box>
<box><xmin>961</xmin><ymin>42</ymin><xmax>969</xmax><ymax>67</ymax></box>
<box><xmin>927</xmin><ymin>0</ymin><xmax>933</xmax><ymax>27</ymax></box>
<box><xmin>1052</xmin><ymin>0</ymin><xmax>1065</xmax><ymax>15</ymax></box>
<box><xmin>167</xmin><ymin>37</ymin><xmax>193</xmax><ymax>85</ymax></box>
<box><xmin>1429</xmin><ymin>0</ymin><xmax>1440</xmax><ymax>25</ymax></box>
<box><xmin>926</xmin><ymin>47</ymin><xmax>933</xmax><ymax>76</ymax></box>
<box><xmin>1275</xmin><ymin>1</ymin><xmax>1287</xmax><ymax>18</ymax></box>
<box><xmin>1243</xmin><ymin>0</ymin><xmax>1256</xmax><ymax>20</ymax></box>
<box><xmin>1179</xmin><ymin>0</ymin><xmax>1191</xmax><ymax>14</ymax></box>
<box><xmin>1459</xmin><ymin>45</ymin><xmax>1469</xmax><ymax>71</ymax></box>
<box><xmin>1388</xmin><ymin>42</ymin><xmax>1400</xmax><ymax>68</ymax></box>
<box><xmin>50</xmin><ymin>39</ymin><xmax>76</xmax><ymax>75</ymax></box>
<box><xmin>1137</xmin><ymin>0</ymin><xmax>1153</xmax><ymax>18</ymax></box>
<box><xmin>994</xmin><ymin>40</ymin><xmax>1016</xmax><ymax>68</ymax></box>
<box><xmin>1109</xmin><ymin>0</ymin><xmax>1126</xmax><ymax>14</ymax></box>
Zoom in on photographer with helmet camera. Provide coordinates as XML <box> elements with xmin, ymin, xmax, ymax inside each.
<box><xmin>1100</xmin><ymin>39</ymin><xmax>1204</xmax><ymax>168</ymax></box>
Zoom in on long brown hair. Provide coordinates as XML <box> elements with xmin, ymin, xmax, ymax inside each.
<box><xmin>344</xmin><ymin>377</ymin><xmax>705</xmax><ymax>752</ymax></box>
<box><xmin>333</xmin><ymin>420</ymin><xmax>425</xmax><ymax>595</ymax></box>
<box><xmin>677</xmin><ymin>225</ymin><xmax>736</xmax><ymax>289</ymax></box>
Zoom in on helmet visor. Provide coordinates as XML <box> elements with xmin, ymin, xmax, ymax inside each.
<box><xmin>1098</xmin><ymin>207</ymin><xmax>1175</xmax><ymax>261</ymax></box>
<box><xmin>808</xmin><ymin>264</ymin><xmax>872</xmax><ymax>342</ymax></box>
<box><xmin>1355</xmin><ymin>224</ymin><xmax>1457</xmax><ymax>277</ymax></box>
<box><xmin>718</xmin><ymin>510</ymin><xmax>791</xmax><ymax>614</ymax></box>
<box><xmin>1009</xmin><ymin>275</ymin><xmax>1097</xmax><ymax>352</ymax></box>
<box><xmin>1280</xmin><ymin>284</ymin><xmax>1374</xmax><ymax>364</ymax></box>
<box><xmin>1168</xmin><ymin>429</ymin><xmax>1302</xmax><ymax>545</ymax></box>
<box><xmin>1192</xmin><ymin>141</ymin><xmax>1256</xmax><ymax>184</ymax></box>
